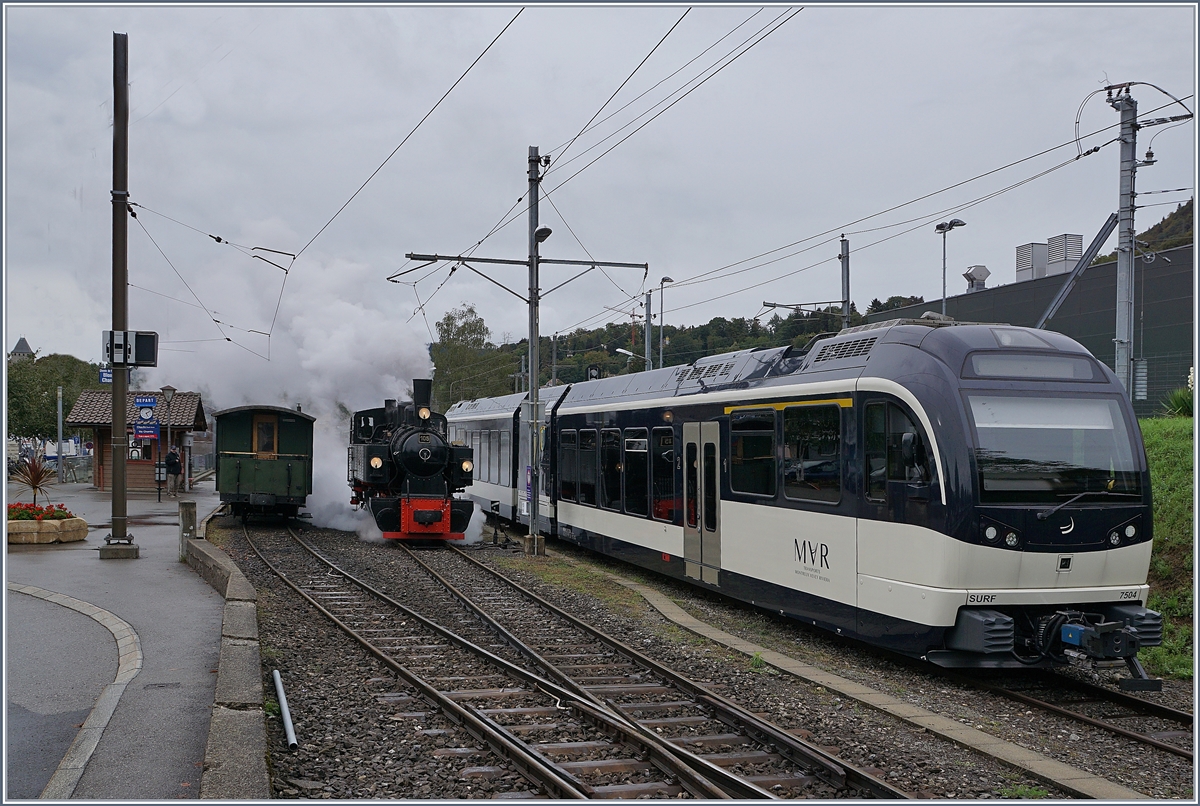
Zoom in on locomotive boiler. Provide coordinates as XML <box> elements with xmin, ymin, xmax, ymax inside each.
<box><xmin>348</xmin><ymin>379</ymin><xmax>474</xmax><ymax>540</ymax></box>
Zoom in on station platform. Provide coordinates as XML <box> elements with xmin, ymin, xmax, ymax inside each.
<box><xmin>5</xmin><ymin>478</ymin><xmax>230</xmax><ymax>800</ymax></box>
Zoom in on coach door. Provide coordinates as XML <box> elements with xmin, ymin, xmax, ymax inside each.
<box><xmin>683</xmin><ymin>421</ymin><xmax>721</xmax><ymax>585</ymax></box>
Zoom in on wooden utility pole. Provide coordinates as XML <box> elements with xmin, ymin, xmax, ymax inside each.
<box><xmin>108</xmin><ymin>32</ymin><xmax>131</xmax><ymax>548</ymax></box>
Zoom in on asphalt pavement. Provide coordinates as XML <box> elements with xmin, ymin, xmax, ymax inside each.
<box><xmin>5</xmin><ymin>477</ymin><xmax>226</xmax><ymax>800</ymax></box>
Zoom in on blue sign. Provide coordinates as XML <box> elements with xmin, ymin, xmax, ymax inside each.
<box><xmin>99</xmin><ymin>368</ymin><xmax>113</xmax><ymax>384</ymax></box>
<box><xmin>133</xmin><ymin>422</ymin><xmax>159</xmax><ymax>440</ymax></box>
<box><xmin>134</xmin><ymin>395</ymin><xmax>158</xmax><ymax>407</ymax></box>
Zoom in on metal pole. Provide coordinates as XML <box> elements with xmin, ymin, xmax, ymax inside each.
<box><xmin>941</xmin><ymin>230</ymin><xmax>947</xmax><ymax>317</ymax></box>
<box><xmin>271</xmin><ymin>670</ymin><xmax>299</xmax><ymax>750</ymax></box>
<box><xmin>659</xmin><ymin>282</ymin><xmax>666</xmax><ymax>368</ymax></box>
<box><xmin>551</xmin><ymin>334</ymin><xmax>558</xmax><ymax>385</ymax></box>
<box><xmin>527</xmin><ymin>146</ymin><xmax>541</xmax><ymax>556</ymax></box>
<box><xmin>57</xmin><ymin>387</ymin><xmax>64</xmax><ymax>483</ymax></box>
<box><xmin>110</xmin><ymin>32</ymin><xmax>130</xmax><ymax>543</ymax></box>
<box><xmin>1110</xmin><ymin>88</ymin><xmax>1138</xmax><ymax>393</ymax></box>
<box><xmin>840</xmin><ymin>236</ymin><xmax>851</xmax><ymax>330</ymax></box>
<box><xmin>644</xmin><ymin>291</ymin><xmax>652</xmax><ymax>370</ymax></box>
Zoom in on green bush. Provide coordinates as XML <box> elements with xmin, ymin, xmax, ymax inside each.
<box><xmin>1162</xmin><ymin>386</ymin><xmax>1194</xmax><ymax>417</ymax></box>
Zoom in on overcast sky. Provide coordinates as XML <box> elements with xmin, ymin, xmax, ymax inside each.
<box><xmin>4</xmin><ymin>2</ymin><xmax>1196</xmax><ymax>412</ymax></box>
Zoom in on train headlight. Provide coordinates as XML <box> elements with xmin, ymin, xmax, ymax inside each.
<box><xmin>983</xmin><ymin>525</ymin><xmax>999</xmax><ymax>542</ymax></box>
<box><xmin>461</xmin><ymin>459</ymin><xmax>473</xmax><ymax>473</ymax></box>
<box><xmin>1004</xmin><ymin>532</ymin><xmax>1019</xmax><ymax>548</ymax></box>
<box><xmin>369</xmin><ymin>456</ymin><xmax>383</xmax><ymax>469</ymax></box>
<box><xmin>1124</xmin><ymin>524</ymin><xmax>1137</xmax><ymax>539</ymax></box>
<box><xmin>1109</xmin><ymin>531</ymin><xmax>1121</xmax><ymax>546</ymax></box>
<box><xmin>418</xmin><ymin>407</ymin><xmax>431</xmax><ymax>420</ymax></box>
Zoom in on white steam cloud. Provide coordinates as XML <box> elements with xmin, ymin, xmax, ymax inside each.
<box><xmin>140</xmin><ymin>247</ymin><xmax>438</xmax><ymax>537</ymax></box>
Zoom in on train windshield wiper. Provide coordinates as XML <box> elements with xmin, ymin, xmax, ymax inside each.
<box><xmin>1036</xmin><ymin>489</ymin><xmax>1140</xmax><ymax>520</ymax></box>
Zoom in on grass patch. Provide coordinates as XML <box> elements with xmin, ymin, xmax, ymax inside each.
<box><xmin>264</xmin><ymin>697</ymin><xmax>281</xmax><ymax>718</ymax></box>
<box><xmin>998</xmin><ymin>784</ymin><xmax>1051</xmax><ymax>799</ymax></box>
<box><xmin>1139</xmin><ymin>417</ymin><xmax>1194</xmax><ymax>678</ymax></box>
<box><xmin>494</xmin><ymin>556</ymin><xmax>646</xmax><ymax>618</ymax></box>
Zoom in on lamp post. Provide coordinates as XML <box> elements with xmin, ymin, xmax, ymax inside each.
<box><xmin>934</xmin><ymin>219</ymin><xmax>966</xmax><ymax>317</ymax></box>
<box><xmin>161</xmin><ymin>385</ymin><xmax>175</xmax><ymax>496</ymax></box>
<box><xmin>658</xmin><ymin>276</ymin><xmax>673</xmax><ymax>369</ymax></box>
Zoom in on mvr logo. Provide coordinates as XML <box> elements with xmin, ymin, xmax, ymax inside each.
<box><xmin>794</xmin><ymin>539</ymin><xmax>829</xmax><ymax>569</ymax></box>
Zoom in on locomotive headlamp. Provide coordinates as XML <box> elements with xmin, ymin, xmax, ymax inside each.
<box><xmin>418</xmin><ymin>406</ymin><xmax>431</xmax><ymax>420</ymax></box>
<box><xmin>1124</xmin><ymin>524</ymin><xmax>1137</xmax><ymax>538</ymax></box>
<box><xmin>370</xmin><ymin>456</ymin><xmax>383</xmax><ymax>469</ymax></box>
<box><xmin>461</xmin><ymin>459</ymin><xmax>473</xmax><ymax>473</ymax></box>
<box><xmin>1109</xmin><ymin>531</ymin><xmax>1121</xmax><ymax>546</ymax></box>
<box><xmin>984</xmin><ymin>525</ymin><xmax>999</xmax><ymax>542</ymax></box>
<box><xmin>1004</xmin><ymin>532</ymin><xmax>1019</xmax><ymax>548</ymax></box>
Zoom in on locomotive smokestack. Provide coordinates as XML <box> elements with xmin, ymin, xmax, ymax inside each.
<box><xmin>413</xmin><ymin>379</ymin><xmax>433</xmax><ymax>410</ymax></box>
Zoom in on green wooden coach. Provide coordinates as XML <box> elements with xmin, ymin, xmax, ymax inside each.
<box><xmin>214</xmin><ymin>404</ymin><xmax>314</xmax><ymax>518</ymax></box>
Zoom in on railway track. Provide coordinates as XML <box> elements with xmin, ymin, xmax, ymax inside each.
<box><xmin>955</xmin><ymin>669</ymin><xmax>1193</xmax><ymax>760</ymax></box>
<box><xmin>244</xmin><ymin>524</ymin><xmax>908</xmax><ymax>799</ymax></box>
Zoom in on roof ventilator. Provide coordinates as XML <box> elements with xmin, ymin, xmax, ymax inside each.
<box><xmin>813</xmin><ymin>336</ymin><xmax>878</xmax><ymax>363</ymax></box>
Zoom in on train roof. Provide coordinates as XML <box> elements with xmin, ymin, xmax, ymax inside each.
<box><xmin>212</xmin><ymin>404</ymin><xmax>315</xmax><ymax>422</ymax></box>
<box><xmin>446</xmin><ymin>384</ymin><xmax>568</xmax><ymax>420</ymax></box>
<box><xmin>552</xmin><ymin>317</ymin><xmax>1098</xmax><ymax>411</ymax></box>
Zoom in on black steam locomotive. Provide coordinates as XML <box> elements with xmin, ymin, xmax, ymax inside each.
<box><xmin>347</xmin><ymin>379</ymin><xmax>474</xmax><ymax>540</ymax></box>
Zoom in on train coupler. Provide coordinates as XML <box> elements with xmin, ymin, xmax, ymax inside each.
<box><xmin>1119</xmin><ymin>656</ymin><xmax>1163</xmax><ymax>692</ymax></box>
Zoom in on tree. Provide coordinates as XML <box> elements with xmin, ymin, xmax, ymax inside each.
<box><xmin>430</xmin><ymin>304</ymin><xmax>518</xmax><ymax>409</ymax></box>
<box><xmin>866</xmin><ymin>295</ymin><xmax>925</xmax><ymax>315</ymax></box>
<box><xmin>7</xmin><ymin>353</ymin><xmax>108</xmax><ymax>440</ymax></box>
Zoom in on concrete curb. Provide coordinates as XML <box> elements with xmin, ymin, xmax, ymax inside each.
<box><xmin>5</xmin><ymin>583</ymin><xmax>143</xmax><ymax>800</ymax></box>
<box><xmin>185</xmin><ymin>509</ymin><xmax>271</xmax><ymax>800</ymax></box>
<box><xmin>552</xmin><ymin>552</ymin><xmax>1149</xmax><ymax>801</ymax></box>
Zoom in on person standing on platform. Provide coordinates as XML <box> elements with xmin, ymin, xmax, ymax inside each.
<box><xmin>165</xmin><ymin>446</ymin><xmax>182</xmax><ymax>497</ymax></box>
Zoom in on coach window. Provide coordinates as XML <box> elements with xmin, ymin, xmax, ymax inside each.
<box><xmin>703</xmin><ymin>443</ymin><xmax>718</xmax><ymax>532</ymax></box>
<box><xmin>865</xmin><ymin>404</ymin><xmax>887</xmax><ymax>501</ymax></box>
<box><xmin>783</xmin><ymin>405</ymin><xmax>841</xmax><ymax>503</ymax></box>
<box><xmin>471</xmin><ymin>431</ymin><xmax>481</xmax><ymax>480</ymax></box>
<box><xmin>600</xmin><ymin>429</ymin><xmax>623</xmax><ymax>510</ymax></box>
<box><xmin>578</xmin><ymin>429</ymin><xmax>598</xmax><ymax>505</ymax></box>
<box><xmin>490</xmin><ymin>431</ymin><xmax>501</xmax><ymax>483</ymax></box>
<box><xmin>478</xmin><ymin>431</ymin><xmax>490</xmax><ymax>483</ymax></box>
<box><xmin>624</xmin><ymin>428</ymin><xmax>649</xmax><ymax>516</ymax></box>
<box><xmin>559</xmin><ymin>430</ymin><xmax>577</xmax><ymax>501</ymax></box>
<box><xmin>253</xmin><ymin>414</ymin><xmax>278</xmax><ymax>459</ymax></box>
<box><xmin>685</xmin><ymin>442</ymin><xmax>698</xmax><ymax>528</ymax></box>
<box><xmin>651</xmin><ymin>427</ymin><xmax>675</xmax><ymax>521</ymax></box>
<box><xmin>500</xmin><ymin>431</ymin><xmax>511</xmax><ymax>486</ymax></box>
<box><xmin>729</xmin><ymin>409</ymin><xmax>776</xmax><ymax>496</ymax></box>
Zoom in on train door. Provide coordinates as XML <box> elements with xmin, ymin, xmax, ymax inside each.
<box><xmin>683</xmin><ymin>421</ymin><xmax>721</xmax><ymax>585</ymax></box>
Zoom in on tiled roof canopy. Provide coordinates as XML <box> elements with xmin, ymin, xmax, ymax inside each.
<box><xmin>66</xmin><ymin>390</ymin><xmax>208</xmax><ymax>431</ymax></box>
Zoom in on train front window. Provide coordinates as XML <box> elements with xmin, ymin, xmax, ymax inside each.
<box><xmin>254</xmin><ymin>415</ymin><xmax>277</xmax><ymax>458</ymax></box>
<box><xmin>967</xmin><ymin>395</ymin><xmax>1139</xmax><ymax>503</ymax></box>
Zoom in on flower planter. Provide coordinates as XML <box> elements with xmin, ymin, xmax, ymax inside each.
<box><xmin>7</xmin><ymin>517</ymin><xmax>89</xmax><ymax>544</ymax></box>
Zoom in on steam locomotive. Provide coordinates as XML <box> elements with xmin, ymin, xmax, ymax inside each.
<box><xmin>348</xmin><ymin>379</ymin><xmax>475</xmax><ymax>540</ymax></box>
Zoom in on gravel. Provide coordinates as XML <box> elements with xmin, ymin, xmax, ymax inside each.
<box><xmin>212</xmin><ymin>518</ymin><xmax>1193</xmax><ymax>799</ymax></box>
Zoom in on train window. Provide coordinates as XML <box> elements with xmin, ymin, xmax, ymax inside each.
<box><xmin>477</xmin><ymin>432</ymin><xmax>488</xmax><ymax>483</ymax></box>
<box><xmin>600</xmin><ymin>429</ymin><xmax>623</xmax><ymax>511</ymax></box>
<box><xmin>253</xmin><ymin>414</ymin><xmax>277</xmax><ymax>458</ymax></box>
<box><xmin>500</xmin><ymin>431</ymin><xmax>511</xmax><ymax>486</ymax></box>
<box><xmin>703</xmin><ymin>443</ymin><xmax>717</xmax><ymax>532</ymax></box>
<box><xmin>578</xmin><ymin>430</ymin><xmax>598</xmax><ymax>505</ymax></box>
<box><xmin>490</xmin><ymin>431</ymin><xmax>501</xmax><ymax>483</ymax></box>
<box><xmin>865</xmin><ymin>404</ymin><xmax>887</xmax><ymax>501</ymax></box>
<box><xmin>729</xmin><ymin>409</ymin><xmax>776</xmax><ymax>496</ymax></box>
<box><xmin>559</xmin><ymin>430</ymin><xmax>577</xmax><ymax>501</ymax></box>
<box><xmin>685</xmin><ymin>442</ymin><xmax>698</xmax><ymax>528</ymax></box>
<box><xmin>624</xmin><ymin>429</ymin><xmax>649</xmax><ymax>516</ymax></box>
<box><xmin>783</xmin><ymin>405</ymin><xmax>841</xmax><ymax>503</ymax></box>
<box><xmin>651</xmin><ymin>427</ymin><xmax>675</xmax><ymax>522</ymax></box>
<box><xmin>866</xmin><ymin>401</ymin><xmax>931</xmax><ymax>502</ymax></box>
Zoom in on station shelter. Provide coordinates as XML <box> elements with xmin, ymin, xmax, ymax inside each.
<box><xmin>66</xmin><ymin>389</ymin><xmax>208</xmax><ymax>492</ymax></box>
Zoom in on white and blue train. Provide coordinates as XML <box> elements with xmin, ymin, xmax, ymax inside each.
<box><xmin>446</xmin><ymin>318</ymin><xmax>1162</xmax><ymax>688</ymax></box>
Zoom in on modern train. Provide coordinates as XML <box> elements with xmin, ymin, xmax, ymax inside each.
<box><xmin>348</xmin><ymin>379</ymin><xmax>475</xmax><ymax>540</ymax></box>
<box><xmin>446</xmin><ymin>317</ymin><xmax>1163</xmax><ymax>689</ymax></box>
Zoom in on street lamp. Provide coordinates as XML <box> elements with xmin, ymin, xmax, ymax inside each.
<box><xmin>160</xmin><ymin>385</ymin><xmax>175</xmax><ymax>494</ymax></box>
<box><xmin>658</xmin><ymin>276</ymin><xmax>674</xmax><ymax>369</ymax></box>
<box><xmin>934</xmin><ymin>220</ymin><xmax>966</xmax><ymax>317</ymax></box>
<box><xmin>616</xmin><ymin>347</ymin><xmax>650</xmax><ymax>368</ymax></box>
